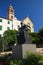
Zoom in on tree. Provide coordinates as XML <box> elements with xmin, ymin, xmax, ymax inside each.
<box><xmin>3</xmin><ymin>30</ymin><xmax>18</xmax><ymax>46</ymax></box>
<box><xmin>38</xmin><ymin>28</ymin><xmax>43</xmax><ymax>38</ymax></box>
<box><xmin>38</xmin><ymin>28</ymin><xmax>43</xmax><ymax>45</ymax></box>
<box><xmin>29</xmin><ymin>32</ymin><xmax>39</xmax><ymax>44</ymax></box>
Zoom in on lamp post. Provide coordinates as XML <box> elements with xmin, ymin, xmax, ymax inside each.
<box><xmin>1</xmin><ymin>35</ymin><xmax>4</xmax><ymax>52</ymax></box>
<box><xmin>2</xmin><ymin>37</ymin><xmax>4</xmax><ymax>52</ymax></box>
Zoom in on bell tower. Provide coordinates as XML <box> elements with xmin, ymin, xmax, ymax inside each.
<box><xmin>7</xmin><ymin>5</ymin><xmax>14</xmax><ymax>20</ymax></box>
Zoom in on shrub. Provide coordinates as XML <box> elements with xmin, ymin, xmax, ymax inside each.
<box><xmin>22</xmin><ymin>52</ymin><xmax>41</xmax><ymax>65</ymax></box>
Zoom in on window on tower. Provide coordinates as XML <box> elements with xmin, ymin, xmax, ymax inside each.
<box><xmin>11</xmin><ymin>10</ymin><xmax>13</xmax><ymax>12</ymax></box>
<box><xmin>11</xmin><ymin>16</ymin><xmax>13</xmax><ymax>19</ymax></box>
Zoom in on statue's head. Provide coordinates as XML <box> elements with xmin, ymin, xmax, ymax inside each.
<box><xmin>18</xmin><ymin>22</ymin><xmax>28</xmax><ymax>32</ymax></box>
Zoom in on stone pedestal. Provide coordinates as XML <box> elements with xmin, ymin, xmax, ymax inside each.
<box><xmin>12</xmin><ymin>44</ymin><xmax>36</xmax><ymax>59</ymax></box>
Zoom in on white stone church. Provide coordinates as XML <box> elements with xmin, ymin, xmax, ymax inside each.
<box><xmin>0</xmin><ymin>5</ymin><xmax>34</xmax><ymax>36</ymax></box>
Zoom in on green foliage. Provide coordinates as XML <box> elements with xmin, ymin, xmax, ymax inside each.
<box><xmin>0</xmin><ymin>52</ymin><xmax>42</xmax><ymax>65</ymax></box>
<box><xmin>29</xmin><ymin>32</ymin><xmax>39</xmax><ymax>44</ymax></box>
<box><xmin>29</xmin><ymin>29</ymin><xmax>43</xmax><ymax>47</ymax></box>
<box><xmin>3</xmin><ymin>30</ymin><xmax>18</xmax><ymax>45</ymax></box>
<box><xmin>10</xmin><ymin>61</ymin><xmax>14</xmax><ymax>65</ymax></box>
<box><xmin>38</xmin><ymin>28</ymin><xmax>43</xmax><ymax>38</ymax></box>
<box><xmin>10</xmin><ymin>60</ymin><xmax>22</xmax><ymax>65</ymax></box>
<box><xmin>38</xmin><ymin>28</ymin><xmax>43</xmax><ymax>44</ymax></box>
<box><xmin>22</xmin><ymin>52</ymin><xmax>41</xmax><ymax>65</ymax></box>
<box><xmin>40</xmin><ymin>55</ymin><xmax>43</xmax><ymax>61</ymax></box>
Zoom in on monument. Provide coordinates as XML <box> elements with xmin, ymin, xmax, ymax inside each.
<box><xmin>17</xmin><ymin>23</ymin><xmax>32</xmax><ymax>44</ymax></box>
<box><xmin>12</xmin><ymin>23</ymin><xmax>36</xmax><ymax>59</ymax></box>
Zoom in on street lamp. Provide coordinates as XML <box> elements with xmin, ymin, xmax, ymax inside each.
<box><xmin>2</xmin><ymin>37</ymin><xmax>4</xmax><ymax>52</ymax></box>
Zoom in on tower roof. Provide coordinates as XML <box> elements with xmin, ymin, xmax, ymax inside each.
<box><xmin>9</xmin><ymin>4</ymin><xmax>13</xmax><ymax>9</ymax></box>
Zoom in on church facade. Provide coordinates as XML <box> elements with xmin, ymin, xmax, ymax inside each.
<box><xmin>0</xmin><ymin>5</ymin><xmax>34</xmax><ymax>36</ymax></box>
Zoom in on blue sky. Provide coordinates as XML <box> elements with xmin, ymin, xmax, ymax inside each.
<box><xmin>0</xmin><ymin>0</ymin><xmax>43</xmax><ymax>32</ymax></box>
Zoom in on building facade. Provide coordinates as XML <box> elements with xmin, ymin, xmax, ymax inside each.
<box><xmin>22</xmin><ymin>17</ymin><xmax>34</xmax><ymax>32</ymax></box>
<box><xmin>0</xmin><ymin>5</ymin><xmax>34</xmax><ymax>36</ymax></box>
